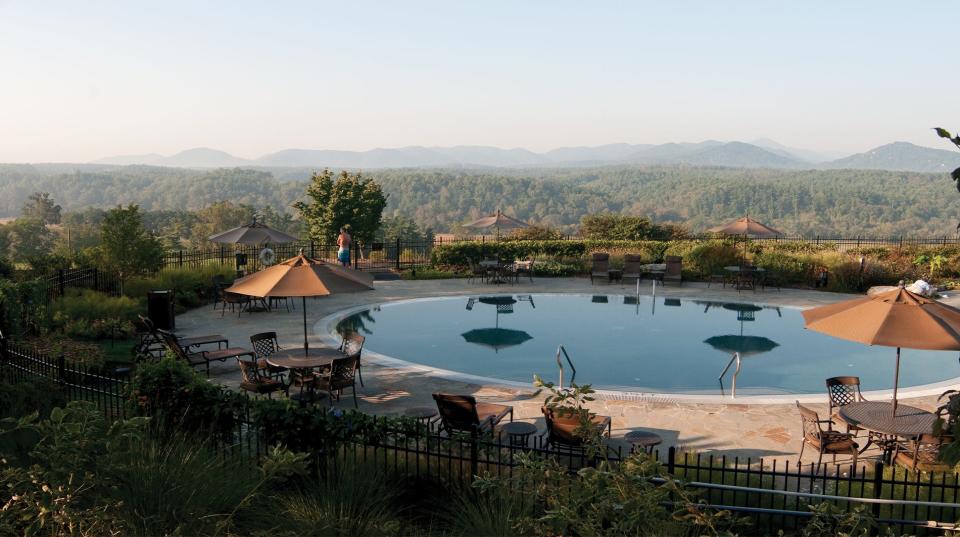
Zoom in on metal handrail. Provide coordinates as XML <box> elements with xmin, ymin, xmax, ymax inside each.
<box><xmin>717</xmin><ymin>352</ymin><xmax>742</xmax><ymax>398</ymax></box>
<box><xmin>556</xmin><ymin>345</ymin><xmax>576</xmax><ymax>389</ymax></box>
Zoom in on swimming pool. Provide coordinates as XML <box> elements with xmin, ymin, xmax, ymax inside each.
<box><xmin>330</xmin><ymin>294</ymin><xmax>960</xmax><ymax>396</ymax></box>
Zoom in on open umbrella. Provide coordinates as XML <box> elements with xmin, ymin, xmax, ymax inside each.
<box><xmin>709</xmin><ymin>216</ymin><xmax>783</xmax><ymax>260</ymax></box>
<box><xmin>209</xmin><ymin>217</ymin><xmax>298</xmax><ymax>245</ymax></box>
<box><xmin>463</xmin><ymin>209</ymin><xmax>529</xmax><ymax>239</ymax></box>
<box><xmin>225</xmin><ymin>250</ymin><xmax>374</xmax><ymax>355</ymax></box>
<box><xmin>802</xmin><ymin>284</ymin><xmax>960</xmax><ymax>414</ymax></box>
<box><xmin>461</xmin><ymin>328</ymin><xmax>533</xmax><ymax>352</ymax></box>
<box><xmin>705</xmin><ymin>335</ymin><xmax>779</xmax><ymax>356</ymax></box>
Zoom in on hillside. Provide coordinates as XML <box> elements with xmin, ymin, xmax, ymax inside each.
<box><xmin>90</xmin><ymin>140</ymin><xmax>960</xmax><ymax>172</ymax></box>
<box><xmin>0</xmin><ymin>164</ymin><xmax>957</xmax><ymax>237</ymax></box>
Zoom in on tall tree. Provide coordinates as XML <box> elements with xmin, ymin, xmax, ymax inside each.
<box><xmin>21</xmin><ymin>192</ymin><xmax>62</xmax><ymax>225</ymax></box>
<box><xmin>97</xmin><ymin>205</ymin><xmax>163</xmax><ymax>290</ymax></box>
<box><xmin>294</xmin><ymin>169</ymin><xmax>387</xmax><ymax>245</ymax></box>
<box><xmin>935</xmin><ymin>127</ymin><xmax>960</xmax><ymax>230</ymax></box>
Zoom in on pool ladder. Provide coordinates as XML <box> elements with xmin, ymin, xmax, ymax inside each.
<box><xmin>718</xmin><ymin>352</ymin><xmax>742</xmax><ymax>398</ymax></box>
<box><xmin>556</xmin><ymin>345</ymin><xmax>576</xmax><ymax>390</ymax></box>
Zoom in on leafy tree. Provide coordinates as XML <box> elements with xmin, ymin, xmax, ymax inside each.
<box><xmin>187</xmin><ymin>201</ymin><xmax>257</xmax><ymax>247</ymax></box>
<box><xmin>96</xmin><ymin>205</ymin><xmax>163</xmax><ymax>290</ymax></box>
<box><xmin>3</xmin><ymin>218</ymin><xmax>54</xmax><ymax>263</ymax></box>
<box><xmin>20</xmin><ymin>191</ymin><xmax>62</xmax><ymax>225</ymax></box>
<box><xmin>507</xmin><ymin>224</ymin><xmax>565</xmax><ymax>240</ymax></box>
<box><xmin>935</xmin><ymin>127</ymin><xmax>960</xmax><ymax>230</ymax></box>
<box><xmin>378</xmin><ymin>215</ymin><xmax>433</xmax><ymax>242</ymax></box>
<box><xmin>294</xmin><ymin>169</ymin><xmax>387</xmax><ymax>245</ymax></box>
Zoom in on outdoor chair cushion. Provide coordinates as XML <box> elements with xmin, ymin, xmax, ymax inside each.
<box><xmin>804</xmin><ymin>431</ymin><xmax>858</xmax><ymax>453</ymax></box>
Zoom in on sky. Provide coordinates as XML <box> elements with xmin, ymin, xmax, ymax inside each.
<box><xmin>0</xmin><ymin>1</ymin><xmax>958</xmax><ymax>162</ymax></box>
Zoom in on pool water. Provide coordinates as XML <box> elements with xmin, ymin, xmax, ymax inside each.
<box><xmin>333</xmin><ymin>294</ymin><xmax>960</xmax><ymax>395</ymax></box>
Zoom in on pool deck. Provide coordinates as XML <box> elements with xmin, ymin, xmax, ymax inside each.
<box><xmin>176</xmin><ymin>276</ymin><xmax>960</xmax><ymax>466</ymax></box>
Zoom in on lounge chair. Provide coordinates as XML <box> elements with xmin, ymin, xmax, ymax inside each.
<box><xmin>892</xmin><ymin>433</ymin><xmax>954</xmax><ymax>473</ymax></box>
<box><xmin>432</xmin><ymin>393</ymin><xmax>513</xmax><ymax>437</ymax></box>
<box><xmin>590</xmin><ymin>253</ymin><xmax>610</xmax><ymax>284</ymax></box>
<box><xmin>237</xmin><ymin>358</ymin><xmax>285</xmax><ymax>398</ymax></box>
<box><xmin>796</xmin><ymin>401</ymin><xmax>858</xmax><ymax>468</ymax></box>
<box><xmin>157</xmin><ymin>329</ymin><xmax>254</xmax><ymax>377</ymax></box>
<box><xmin>340</xmin><ymin>333</ymin><xmax>366</xmax><ymax>387</ymax></box>
<box><xmin>663</xmin><ymin>256</ymin><xmax>682</xmax><ymax>286</ymax></box>
<box><xmin>541</xmin><ymin>406</ymin><xmax>612</xmax><ymax>453</ymax></box>
<box><xmin>622</xmin><ymin>254</ymin><xmax>643</xmax><ymax>283</ymax></box>
<box><xmin>136</xmin><ymin>315</ymin><xmax>228</xmax><ymax>359</ymax></box>
<box><xmin>315</xmin><ymin>354</ymin><xmax>360</xmax><ymax>408</ymax></box>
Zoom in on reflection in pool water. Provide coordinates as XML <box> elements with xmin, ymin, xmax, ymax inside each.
<box><xmin>334</xmin><ymin>294</ymin><xmax>960</xmax><ymax>395</ymax></box>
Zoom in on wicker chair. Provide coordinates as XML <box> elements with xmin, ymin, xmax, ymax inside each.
<box><xmin>590</xmin><ymin>253</ymin><xmax>610</xmax><ymax>284</ymax></box>
<box><xmin>315</xmin><ymin>354</ymin><xmax>360</xmax><ymax>408</ymax></box>
<box><xmin>237</xmin><ymin>358</ymin><xmax>285</xmax><ymax>398</ymax></box>
<box><xmin>892</xmin><ymin>433</ymin><xmax>954</xmax><ymax>473</ymax></box>
<box><xmin>826</xmin><ymin>377</ymin><xmax>866</xmax><ymax>432</ymax></box>
<box><xmin>622</xmin><ymin>254</ymin><xmax>643</xmax><ymax>283</ymax></box>
<box><xmin>339</xmin><ymin>333</ymin><xmax>366</xmax><ymax>387</ymax></box>
<box><xmin>250</xmin><ymin>332</ymin><xmax>286</xmax><ymax>380</ymax></box>
<box><xmin>432</xmin><ymin>393</ymin><xmax>513</xmax><ymax>437</ymax></box>
<box><xmin>796</xmin><ymin>401</ymin><xmax>858</xmax><ymax>468</ymax></box>
<box><xmin>541</xmin><ymin>406</ymin><xmax>612</xmax><ymax>453</ymax></box>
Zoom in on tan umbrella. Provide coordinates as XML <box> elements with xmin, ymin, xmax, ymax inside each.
<box><xmin>802</xmin><ymin>284</ymin><xmax>960</xmax><ymax>414</ymax></box>
<box><xmin>463</xmin><ymin>209</ymin><xmax>529</xmax><ymax>239</ymax></box>
<box><xmin>226</xmin><ymin>250</ymin><xmax>374</xmax><ymax>355</ymax></box>
<box><xmin>708</xmin><ymin>216</ymin><xmax>783</xmax><ymax>238</ymax></box>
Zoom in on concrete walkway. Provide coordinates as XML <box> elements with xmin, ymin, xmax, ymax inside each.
<box><xmin>175</xmin><ymin>277</ymin><xmax>958</xmax><ymax>466</ymax></box>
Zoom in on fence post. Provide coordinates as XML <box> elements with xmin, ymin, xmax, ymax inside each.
<box><xmin>470</xmin><ymin>437</ymin><xmax>479</xmax><ymax>478</ymax></box>
<box><xmin>667</xmin><ymin>446</ymin><xmax>676</xmax><ymax>474</ymax></box>
<box><xmin>899</xmin><ymin>235</ymin><xmax>903</xmax><ymax>252</ymax></box>
<box><xmin>395</xmin><ymin>238</ymin><xmax>401</xmax><ymax>270</ymax></box>
<box><xmin>0</xmin><ymin>332</ymin><xmax>7</xmax><ymax>365</ymax></box>
<box><xmin>816</xmin><ymin>235</ymin><xmax>820</xmax><ymax>246</ymax></box>
<box><xmin>56</xmin><ymin>354</ymin><xmax>66</xmax><ymax>386</ymax></box>
<box><xmin>178</xmin><ymin>250</ymin><xmax>183</xmax><ymax>268</ymax></box>
<box><xmin>310</xmin><ymin>239</ymin><xmax>315</xmax><ymax>259</ymax></box>
<box><xmin>58</xmin><ymin>269</ymin><xmax>65</xmax><ymax>298</ymax></box>
<box><xmin>857</xmin><ymin>236</ymin><xmax>861</xmax><ymax>249</ymax></box>
<box><xmin>871</xmin><ymin>461</ymin><xmax>883</xmax><ymax>517</ymax></box>
<box><xmin>353</xmin><ymin>241</ymin><xmax>359</xmax><ymax>269</ymax></box>
<box><xmin>219</xmin><ymin>245</ymin><xmax>225</xmax><ymax>266</ymax></box>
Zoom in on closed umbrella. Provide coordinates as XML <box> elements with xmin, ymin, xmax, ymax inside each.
<box><xmin>463</xmin><ymin>209</ymin><xmax>529</xmax><ymax>239</ymax></box>
<box><xmin>802</xmin><ymin>283</ymin><xmax>960</xmax><ymax>414</ymax></box>
<box><xmin>225</xmin><ymin>250</ymin><xmax>374</xmax><ymax>355</ymax></box>
<box><xmin>209</xmin><ymin>217</ymin><xmax>298</xmax><ymax>245</ymax></box>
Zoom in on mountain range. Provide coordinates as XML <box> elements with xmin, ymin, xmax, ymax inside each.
<box><xmin>92</xmin><ymin>140</ymin><xmax>960</xmax><ymax>173</ymax></box>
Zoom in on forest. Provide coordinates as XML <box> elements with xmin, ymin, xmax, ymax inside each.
<box><xmin>0</xmin><ymin>163</ymin><xmax>955</xmax><ymax>237</ymax></box>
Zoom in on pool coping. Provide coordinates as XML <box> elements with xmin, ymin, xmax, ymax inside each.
<box><xmin>318</xmin><ymin>292</ymin><xmax>960</xmax><ymax>405</ymax></box>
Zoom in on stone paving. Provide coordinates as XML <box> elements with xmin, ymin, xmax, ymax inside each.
<box><xmin>175</xmin><ymin>276</ymin><xmax>960</xmax><ymax>465</ymax></box>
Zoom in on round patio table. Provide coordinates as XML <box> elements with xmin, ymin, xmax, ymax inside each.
<box><xmin>265</xmin><ymin>347</ymin><xmax>345</xmax><ymax>369</ymax></box>
<box><xmin>838</xmin><ymin>401</ymin><xmax>937</xmax><ymax>438</ymax></box>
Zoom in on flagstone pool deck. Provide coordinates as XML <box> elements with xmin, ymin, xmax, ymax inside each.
<box><xmin>176</xmin><ymin>277</ymin><xmax>960</xmax><ymax>465</ymax></box>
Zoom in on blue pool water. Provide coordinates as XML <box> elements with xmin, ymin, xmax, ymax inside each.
<box><xmin>333</xmin><ymin>294</ymin><xmax>960</xmax><ymax>395</ymax></box>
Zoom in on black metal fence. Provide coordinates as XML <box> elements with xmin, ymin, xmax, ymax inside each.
<box><xmin>3</xmin><ymin>338</ymin><xmax>959</xmax><ymax>533</ymax></box>
<box><xmin>41</xmin><ymin>267</ymin><xmax>121</xmax><ymax>300</ymax></box>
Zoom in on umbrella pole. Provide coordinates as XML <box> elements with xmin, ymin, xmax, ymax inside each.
<box><xmin>892</xmin><ymin>347</ymin><xmax>901</xmax><ymax>416</ymax></box>
<box><xmin>303</xmin><ymin>297</ymin><xmax>309</xmax><ymax>356</ymax></box>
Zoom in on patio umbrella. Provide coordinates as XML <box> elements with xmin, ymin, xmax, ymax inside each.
<box><xmin>709</xmin><ymin>216</ymin><xmax>783</xmax><ymax>260</ymax></box>
<box><xmin>225</xmin><ymin>250</ymin><xmax>374</xmax><ymax>355</ymax></box>
<box><xmin>208</xmin><ymin>217</ymin><xmax>298</xmax><ymax>245</ymax></box>
<box><xmin>461</xmin><ymin>328</ymin><xmax>533</xmax><ymax>352</ymax></box>
<box><xmin>802</xmin><ymin>283</ymin><xmax>960</xmax><ymax>415</ymax></box>
<box><xmin>463</xmin><ymin>209</ymin><xmax>529</xmax><ymax>239</ymax></box>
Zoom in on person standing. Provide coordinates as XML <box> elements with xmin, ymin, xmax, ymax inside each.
<box><xmin>337</xmin><ymin>226</ymin><xmax>352</xmax><ymax>267</ymax></box>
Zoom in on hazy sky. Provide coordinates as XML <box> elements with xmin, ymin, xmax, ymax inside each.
<box><xmin>1</xmin><ymin>1</ymin><xmax>957</xmax><ymax>162</ymax></box>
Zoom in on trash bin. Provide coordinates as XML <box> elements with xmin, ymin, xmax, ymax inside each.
<box><xmin>147</xmin><ymin>290</ymin><xmax>176</xmax><ymax>331</ymax></box>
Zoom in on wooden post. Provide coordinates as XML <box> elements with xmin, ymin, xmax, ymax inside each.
<box><xmin>57</xmin><ymin>269</ymin><xmax>65</xmax><ymax>298</ymax></box>
<box><xmin>395</xmin><ymin>237</ymin><xmax>401</xmax><ymax>270</ymax></box>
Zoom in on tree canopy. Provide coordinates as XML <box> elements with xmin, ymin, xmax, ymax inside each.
<box><xmin>293</xmin><ymin>169</ymin><xmax>387</xmax><ymax>244</ymax></box>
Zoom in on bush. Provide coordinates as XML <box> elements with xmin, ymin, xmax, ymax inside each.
<box><xmin>124</xmin><ymin>264</ymin><xmax>235</xmax><ymax>311</ymax></box>
<box><xmin>0</xmin><ymin>370</ymin><xmax>65</xmax><ymax>419</ymax></box>
<box><xmin>53</xmin><ymin>288</ymin><xmax>143</xmax><ymax>333</ymax></box>
<box><xmin>682</xmin><ymin>240</ymin><xmax>742</xmax><ymax>276</ymax></box>
<box><xmin>0</xmin><ymin>278</ymin><xmax>49</xmax><ymax>336</ymax></box>
<box><xmin>0</xmin><ymin>257</ymin><xmax>13</xmax><ymax>279</ymax></box>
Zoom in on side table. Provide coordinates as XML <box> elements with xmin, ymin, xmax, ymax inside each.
<box><xmin>501</xmin><ymin>421</ymin><xmax>538</xmax><ymax>448</ymax></box>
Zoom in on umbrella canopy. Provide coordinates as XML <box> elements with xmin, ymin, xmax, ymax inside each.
<box><xmin>802</xmin><ymin>284</ymin><xmax>960</xmax><ymax>414</ymax></box>
<box><xmin>209</xmin><ymin>218</ymin><xmax>298</xmax><ymax>245</ymax></box>
<box><xmin>708</xmin><ymin>216</ymin><xmax>783</xmax><ymax>238</ymax></box>
<box><xmin>461</xmin><ymin>328</ymin><xmax>533</xmax><ymax>352</ymax></box>
<box><xmin>704</xmin><ymin>335</ymin><xmax>779</xmax><ymax>357</ymax></box>
<box><xmin>463</xmin><ymin>209</ymin><xmax>529</xmax><ymax>237</ymax></box>
<box><xmin>225</xmin><ymin>251</ymin><xmax>374</xmax><ymax>353</ymax></box>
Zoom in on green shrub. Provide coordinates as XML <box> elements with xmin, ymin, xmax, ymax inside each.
<box><xmin>0</xmin><ymin>257</ymin><xmax>13</xmax><ymax>279</ymax></box>
<box><xmin>0</xmin><ymin>278</ymin><xmax>49</xmax><ymax>336</ymax></box>
<box><xmin>431</xmin><ymin>240</ymin><xmax>588</xmax><ymax>267</ymax></box>
<box><xmin>682</xmin><ymin>240</ymin><xmax>742</xmax><ymax>276</ymax></box>
<box><xmin>124</xmin><ymin>264</ymin><xmax>235</xmax><ymax>311</ymax></box>
<box><xmin>0</xmin><ymin>370</ymin><xmax>65</xmax><ymax>419</ymax></box>
<box><xmin>53</xmin><ymin>288</ymin><xmax>142</xmax><ymax>328</ymax></box>
<box><xmin>129</xmin><ymin>356</ymin><xmax>241</xmax><ymax>440</ymax></box>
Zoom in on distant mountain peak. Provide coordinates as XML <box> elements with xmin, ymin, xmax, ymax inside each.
<box><xmin>826</xmin><ymin>141</ymin><xmax>960</xmax><ymax>172</ymax></box>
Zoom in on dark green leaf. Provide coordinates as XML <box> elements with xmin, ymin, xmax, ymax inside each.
<box><xmin>935</xmin><ymin>127</ymin><xmax>952</xmax><ymax>139</ymax></box>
